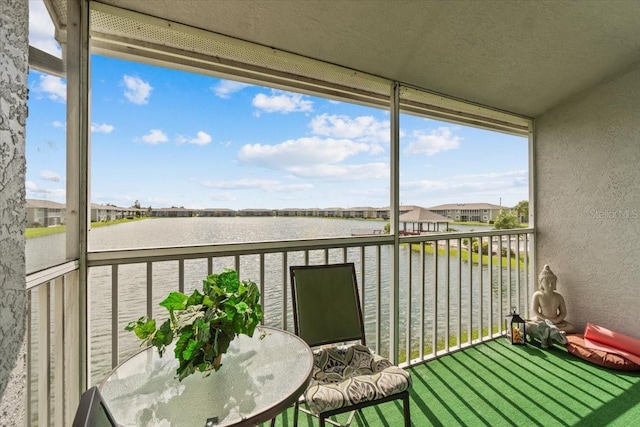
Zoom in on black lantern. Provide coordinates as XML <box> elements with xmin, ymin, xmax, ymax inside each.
<box><xmin>505</xmin><ymin>307</ymin><xmax>526</xmax><ymax>345</ymax></box>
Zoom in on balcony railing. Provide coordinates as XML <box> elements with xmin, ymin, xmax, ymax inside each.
<box><xmin>25</xmin><ymin>228</ymin><xmax>532</xmax><ymax>426</ymax></box>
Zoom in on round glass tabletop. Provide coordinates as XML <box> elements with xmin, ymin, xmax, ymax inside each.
<box><xmin>100</xmin><ymin>326</ymin><xmax>313</xmax><ymax>426</ymax></box>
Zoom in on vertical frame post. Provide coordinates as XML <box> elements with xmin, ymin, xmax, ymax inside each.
<box><xmin>65</xmin><ymin>0</ymin><xmax>91</xmax><ymax>420</ymax></box>
<box><xmin>389</xmin><ymin>82</ymin><xmax>400</xmax><ymax>363</ymax></box>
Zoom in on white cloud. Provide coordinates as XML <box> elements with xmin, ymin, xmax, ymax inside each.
<box><xmin>123</xmin><ymin>75</ymin><xmax>153</xmax><ymax>105</ymax></box>
<box><xmin>402</xmin><ymin>179</ymin><xmax>450</xmax><ymax>192</ymax></box>
<box><xmin>176</xmin><ymin>131</ymin><xmax>212</xmax><ymax>145</ymax></box>
<box><xmin>252</xmin><ymin>91</ymin><xmax>313</xmax><ymax>114</ymax></box>
<box><xmin>91</xmin><ymin>123</ymin><xmax>115</xmax><ymax>133</ymax></box>
<box><xmin>454</xmin><ymin>170</ymin><xmax>529</xmax><ymax>188</ymax></box>
<box><xmin>512</xmin><ymin>176</ymin><xmax>528</xmax><ymax>187</ymax></box>
<box><xmin>29</xmin><ymin>1</ymin><xmax>62</xmax><ymax>57</ymax></box>
<box><xmin>208</xmin><ymin>192</ymin><xmax>238</xmax><ymax>202</ymax></box>
<box><xmin>202</xmin><ymin>179</ymin><xmax>313</xmax><ymax>193</ymax></box>
<box><xmin>237</xmin><ymin>136</ymin><xmax>389</xmax><ymax>180</ymax></box>
<box><xmin>25</xmin><ymin>180</ymin><xmax>65</xmax><ymax>198</ymax></box>
<box><xmin>39</xmin><ymin>170</ymin><xmax>61</xmax><ymax>182</ymax></box>
<box><xmin>238</xmin><ymin>136</ymin><xmax>373</xmax><ymax>169</ymax></box>
<box><xmin>144</xmin><ymin>196</ymin><xmax>173</xmax><ymax>207</ymax></box>
<box><xmin>91</xmin><ymin>192</ymin><xmax>132</xmax><ymax>206</ymax></box>
<box><xmin>202</xmin><ymin>179</ymin><xmax>279</xmax><ymax>190</ymax></box>
<box><xmin>309</xmin><ymin>114</ymin><xmax>389</xmax><ymax>144</ymax></box>
<box><xmin>287</xmin><ymin>163</ymin><xmax>389</xmax><ymax>180</ymax></box>
<box><xmin>404</xmin><ymin>127</ymin><xmax>461</xmax><ymax>156</ymax></box>
<box><xmin>38</xmin><ymin>75</ymin><xmax>66</xmax><ymax>102</ymax></box>
<box><xmin>272</xmin><ymin>183</ymin><xmax>314</xmax><ymax>192</ymax></box>
<box><xmin>52</xmin><ymin>120</ymin><xmax>65</xmax><ymax>128</ymax></box>
<box><xmin>351</xmin><ymin>187</ymin><xmax>389</xmax><ymax>198</ymax></box>
<box><xmin>212</xmin><ymin>80</ymin><xmax>251</xmax><ymax>98</ymax></box>
<box><xmin>402</xmin><ymin>170</ymin><xmax>528</xmax><ymax>201</ymax></box>
<box><xmin>139</xmin><ymin>129</ymin><xmax>168</xmax><ymax>144</ymax></box>
<box><xmin>190</xmin><ymin>131</ymin><xmax>212</xmax><ymax>145</ymax></box>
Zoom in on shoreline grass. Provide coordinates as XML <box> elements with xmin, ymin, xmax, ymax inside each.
<box><xmin>408</xmin><ymin>242</ymin><xmax>527</xmax><ymax>270</ymax></box>
<box><xmin>25</xmin><ymin>216</ymin><xmax>150</xmax><ymax>239</ymax></box>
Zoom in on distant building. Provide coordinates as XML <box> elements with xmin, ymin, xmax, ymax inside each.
<box><xmin>27</xmin><ymin>199</ymin><xmax>149</xmax><ymax>226</ymax></box>
<box><xmin>320</xmin><ymin>207</ymin><xmax>344</xmax><ymax>218</ymax></box>
<box><xmin>427</xmin><ymin>203</ymin><xmax>504</xmax><ymax>223</ymax></box>
<box><xmin>200</xmin><ymin>208</ymin><xmax>236</xmax><ymax>217</ymax></box>
<box><xmin>90</xmin><ymin>203</ymin><xmax>121</xmax><ymax>221</ymax></box>
<box><xmin>237</xmin><ymin>208</ymin><xmax>276</xmax><ymax>217</ymax></box>
<box><xmin>26</xmin><ymin>199</ymin><xmax>66</xmax><ymax>227</ymax></box>
<box><xmin>276</xmin><ymin>208</ymin><xmax>308</xmax><ymax>217</ymax></box>
<box><xmin>151</xmin><ymin>207</ymin><xmax>197</xmax><ymax>217</ymax></box>
<box><xmin>91</xmin><ymin>204</ymin><xmax>145</xmax><ymax>221</ymax></box>
<box><xmin>25</xmin><ymin>200</ymin><xmax>508</xmax><ymax>225</ymax></box>
<box><xmin>342</xmin><ymin>206</ymin><xmax>377</xmax><ymax>219</ymax></box>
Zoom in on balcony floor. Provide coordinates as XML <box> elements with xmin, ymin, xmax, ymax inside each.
<box><xmin>263</xmin><ymin>339</ymin><xmax>640</xmax><ymax>426</ymax></box>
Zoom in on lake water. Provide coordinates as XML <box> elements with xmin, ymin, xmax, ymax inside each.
<box><xmin>26</xmin><ymin>217</ymin><xmax>490</xmax><ymax>272</ymax></box>
<box><xmin>26</xmin><ymin>217</ymin><xmax>392</xmax><ymax>272</ymax></box>
<box><xmin>27</xmin><ymin>217</ymin><xmax>517</xmax><ymax>384</ymax></box>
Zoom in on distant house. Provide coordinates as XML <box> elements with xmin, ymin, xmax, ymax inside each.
<box><xmin>26</xmin><ymin>199</ymin><xmax>66</xmax><ymax>227</ymax></box>
<box><xmin>200</xmin><ymin>208</ymin><xmax>236</xmax><ymax>217</ymax></box>
<box><xmin>427</xmin><ymin>203</ymin><xmax>504</xmax><ymax>223</ymax></box>
<box><xmin>276</xmin><ymin>208</ymin><xmax>308</xmax><ymax>217</ymax></box>
<box><xmin>320</xmin><ymin>207</ymin><xmax>344</xmax><ymax>218</ymax></box>
<box><xmin>151</xmin><ymin>207</ymin><xmax>197</xmax><ymax>217</ymax></box>
<box><xmin>342</xmin><ymin>206</ymin><xmax>377</xmax><ymax>219</ymax></box>
<box><xmin>237</xmin><ymin>208</ymin><xmax>276</xmax><ymax>217</ymax></box>
<box><xmin>90</xmin><ymin>203</ymin><xmax>122</xmax><ymax>222</ymax></box>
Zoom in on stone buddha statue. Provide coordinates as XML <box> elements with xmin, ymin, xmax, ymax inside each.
<box><xmin>527</xmin><ymin>264</ymin><xmax>576</xmax><ymax>347</ymax></box>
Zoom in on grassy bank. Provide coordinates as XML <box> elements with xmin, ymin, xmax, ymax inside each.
<box><xmin>449</xmin><ymin>221</ymin><xmax>490</xmax><ymax>227</ymax></box>
<box><xmin>449</xmin><ymin>221</ymin><xmax>530</xmax><ymax>228</ymax></box>
<box><xmin>25</xmin><ymin>216</ymin><xmax>150</xmax><ymax>239</ymax></box>
<box><xmin>409</xmin><ymin>242</ymin><xmax>527</xmax><ymax>270</ymax></box>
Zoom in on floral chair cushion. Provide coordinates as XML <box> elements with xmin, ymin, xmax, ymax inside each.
<box><xmin>304</xmin><ymin>344</ymin><xmax>411</xmax><ymax>415</ymax></box>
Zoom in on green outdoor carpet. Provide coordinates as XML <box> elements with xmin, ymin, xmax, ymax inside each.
<box><xmin>263</xmin><ymin>339</ymin><xmax>640</xmax><ymax>426</ymax></box>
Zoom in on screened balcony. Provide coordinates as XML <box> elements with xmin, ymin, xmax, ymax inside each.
<box><xmin>5</xmin><ymin>1</ymin><xmax>640</xmax><ymax>426</ymax></box>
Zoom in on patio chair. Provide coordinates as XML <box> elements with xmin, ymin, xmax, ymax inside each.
<box><xmin>71</xmin><ymin>386</ymin><xmax>118</xmax><ymax>427</ymax></box>
<box><xmin>289</xmin><ymin>263</ymin><xmax>411</xmax><ymax>427</ymax></box>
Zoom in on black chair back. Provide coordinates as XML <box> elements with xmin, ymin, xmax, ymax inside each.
<box><xmin>72</xmin><ymin>386</ymin><xmax>118</xmax><ymax>427</ymax></box>
<box><xmin>290</xmin><ymin>263</ymin><xmax>365</xmax><ymax>348</ymax></box>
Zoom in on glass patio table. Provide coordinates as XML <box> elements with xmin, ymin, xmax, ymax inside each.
<box><xmin>100</xmin><ymin>326</ymin><xmax>314</xmax><ymax>426</ymax></box>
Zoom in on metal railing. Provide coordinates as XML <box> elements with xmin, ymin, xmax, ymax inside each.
<box><xmin>26</xmin><ymin>260</ymin><xmax>80</xmax><ymax>427</ymax></box>
<box><xmin>25</xmin><ymin>228</ymin><xmax>532</xmax><ymax>426</ymax></box>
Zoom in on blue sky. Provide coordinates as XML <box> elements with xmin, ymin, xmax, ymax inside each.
<box><xmin>26</xmin><ymin>1</ymin><xmax>528</xmax><ymax>211</ymax></box>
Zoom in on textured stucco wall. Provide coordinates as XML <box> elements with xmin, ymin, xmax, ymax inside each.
<box><xmin>535</xmin><ymin>62</ymin><xmax>640</xmax><ymax>338</ymax></box>
<box><xmin>0</xmin><ymin>0</ymin><xmax>28</xmax><ymax>425</ymax></box>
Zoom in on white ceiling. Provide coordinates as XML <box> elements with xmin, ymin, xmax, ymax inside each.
<box><xmin>72</xmin><ymin>1</ymin><xmax>640</xmax><ymax>117</ymax></box>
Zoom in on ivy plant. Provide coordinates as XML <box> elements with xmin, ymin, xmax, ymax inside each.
<box><xmin>126</xmin><ymin>269</ymin><xmax>263</xmax><ymax>381</ymax></box>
